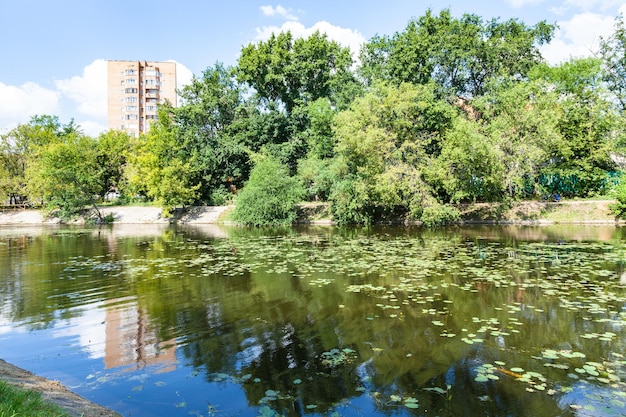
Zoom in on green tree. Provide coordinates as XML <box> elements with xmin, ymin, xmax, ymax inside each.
<box><xmin>0</xmin><ymin>115</ymin><xmax>78</xmax><ymax>205</ymax></box>
<box><xmin>531</xmin><ymin>58</ymin><xmax>617</xmax><ymax>196</ymax></box>
<box><xmin>294</xmin><ymin>98</ymin><xmax>340</xmax><ymax>202</ymax></box>
<box><xmin>236</xmin><ymin>31</ymin><xmax>356</xmax><ymax>113</ymax></box>
<box><xmin>26</xmin><ymin>134</ymin><xmax>105</xmax><ymax>220</ymax></box>
<box><xmin>600</xmin><ymin>14</ymin><xmax>626</xmax><ymax>111</ymax></box>
<box><xmin>126</xmin><ymin>105</ymin><xmax>200</xmax><ymax>216</ymax></box>
<box><xmin>175</xmin><ymin>63</ymin><xmax>245</xmax><ymax>200</ymax></box>
<box><xmin>359</xmin><ymin>8</ymin><xmax>554</xmax><ymax>98</ymax></box>
<box><xmin>331</xmin><ymin>82</ymin><xmax>455</xmax><ymax>224</ymax></box>
<box><xmin>430</xmin><ymin>118</ymin><xmax>504</xmax><ymax>203</ymax></box>
<box><xmin>0</xmin><ymin>132</ymin><xmax>29</xmax><ymax>204</ymax></box>
<box><xmin>232</xmin><ymin>155</ymin><xmax>304</xmax><ymax>226</ymax></box>
<box><xmin>297</xmin><ymin>98</ymin><xmax>336</xmax><ymax>160</ymax></box>
<box><xmin>96</xmin><ymin>130</ymin><xmax>133</xmax><ymax>200</ymax></box>
<box><xmin>474</xmin><ymin>78</ymin><xmax>561</xmax><ymax>198</ymax></box>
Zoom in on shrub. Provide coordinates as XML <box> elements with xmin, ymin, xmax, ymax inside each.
<box><xmin>419</xmin><ymin>203</ymin><xmax>460</xmax><ymax>226</ymax></box>
<box><xmin>297</xmin><ymin>156</ymin><xmax>337</xmax><ymax>202</ymax></box>
<box><xmin>209</xmin><ymin>187</ymin><xmax>235</xmax><ymax>206</ymax></box>
<box><xmin>232</xmin><ymin>156</ymin><xmax>304</xmax><ymax>226</ymax></box>
<box><xmin>329</xmin><ymin>177</ymin><xmax>375</xmax><ymax>225</ymax></box>
<box><xmin>609</xmin><ymin>175</ymin><xmax>626</xmax><ymax>217</ymax></box>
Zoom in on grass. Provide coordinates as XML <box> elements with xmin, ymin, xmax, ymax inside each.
<box><xmin>0</xmin><ymin>381</ymin><xmax>69</xmax><ymax>417</ymax></box>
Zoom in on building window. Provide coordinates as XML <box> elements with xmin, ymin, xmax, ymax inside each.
<box><xmin>126</xmin><ymin>78</ymin><xmax>137</xmax><ymax>84</ymax></box>
<box><xmin>146</xmin><ymin>105</ymin><xmax>157</xmax><ymax>112</ymax></box>
<box><xmin>125</xmin><ymin>88</ymin><xmax>138</xmax><ymax>94</ymax></box>
<box><xmin>126</xmin><ymin>106</ymin><xmax>138</xmax><ymax>111</ymax></box>
<box><xmin>125</xmin><ymin>69</ymin><xmax>137</xmax><ymax>75</ymax></box>
<box><xmin>126</xmin><ymin>96</ymin><xmax>138</xmax><ymax>102</ymax></box>
<box><xmin>125</xmin><ymin>114</ymin><xmax>139</xmax><ymax>120</ymax></box>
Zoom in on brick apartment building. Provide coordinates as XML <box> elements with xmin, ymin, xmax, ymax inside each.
<box><xmin>107</xmin><ymin>60</ymin><xmax>177</xmax><ymax>137</ymax></box>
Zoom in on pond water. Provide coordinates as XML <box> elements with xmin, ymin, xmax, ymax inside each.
<box><xmin>0</xmin><ymin>224</ymin><xmax>625</xmax><ymax>417</ymax></box>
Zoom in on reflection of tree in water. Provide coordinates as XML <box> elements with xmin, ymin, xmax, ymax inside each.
<box><xmin>172</xmin><ymin>290</ymin><xmax>361</xmax><ymax>415</ymax></box>
<box><xmin>5</xmin><ymin>225</ymin><xmax>626</xmax><ymax>416</ymax></box>
<box><xmin>240</xmin><ymin>325</ymin><xmax>360</xmax><ymax>415</ymax></box>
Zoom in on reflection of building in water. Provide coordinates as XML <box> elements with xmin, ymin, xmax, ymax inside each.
<box><xmin>104</xmin><ymin>300</ymin><xmax>176</xmax><ymax>373</ymax></box>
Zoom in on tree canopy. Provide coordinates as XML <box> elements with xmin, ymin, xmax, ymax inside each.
<box><xmin>3</xmin><ymin>9</ymin><xmax>626</xmax><ymax>225</ymax></box>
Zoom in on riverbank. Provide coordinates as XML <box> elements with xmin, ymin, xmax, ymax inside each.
<box><xmin>456</xmin><ymin>199</ymin><xmax>621</xmax><ymax>224</ymax></box>
<box><xmin>0</xmin><ymin>360</ymin><xmax>120</xmax><ymax>417</ymax></box>
<box><xmin>0</xmin><ymin>205</ymin><xmax>233</xmax><ymax>225</ymax></box>
<box><xmin>0</xmin><ymin>200</ymin><xmax>620</xmax><ymax>225</ymax></box>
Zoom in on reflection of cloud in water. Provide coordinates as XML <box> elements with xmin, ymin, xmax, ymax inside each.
<box><xmin>0</xmin><ymin>320</ymin><xmax>25</xmax><ymax>335</ymax></box>
<box><xmin>48</xmin><ymin>298</ymin><xmax>176</xmax><ymax>374</ymax></box>
<box><xmin>52</xmin><ymin>301</ymin><xmax>107</xmax><ymax>359</ymax></box>
<box><xmin>90</xmin><ymin>224</ymin><xmax>170</xmax><ymax>239</ymax></box>
<box><xmin>559</xmin><ymin>381</ymin><xmax>626</xmax><ymax>416</ymax></box>
<box><xmin>236</xmin><ymin>337</ymin><xmax>263</xmax><ymax>370</ymax></box>
<box><xmin>621</xmin><ymin>272</ymin><xmax>626</xmax><ymax>285</ymax></box>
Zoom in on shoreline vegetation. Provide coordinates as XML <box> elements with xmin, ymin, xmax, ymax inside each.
<box><xmin>0</xmin><ymin>359</ymin><xmax>120</xmax><ymax>417</ymax></box>
<box><xmin>4</xmin><ymin>7</ymin><xmax>626</xmax><ymax>414</ymax></box>
<box><xmin>0</xmin><ymin>200</ymin><xmax>621</xmax><ymax>226</ymax></box>
<box><xmin>4</xmin><ymin>9</ymin><xmax>626</xmax><ymax>228</ymax></box>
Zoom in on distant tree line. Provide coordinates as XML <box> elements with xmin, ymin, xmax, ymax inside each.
<box><xmin>3</xmin><ymin>9</ymin><xmax>626</xmax><ymax>224</ymax></box>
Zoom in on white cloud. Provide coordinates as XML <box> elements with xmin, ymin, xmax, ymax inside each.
<box><xmin>563</xmin><ymin>0</ymin><xmax>625</xmax><ymax>12</ymax></box>
<box><xmin>260</xmin><ymin>5</ymin><xmax>298</xmax><ymax>21</ymax></box>
<box><xmin>78</xmin><ymin>119</ymin><xmax>108</xmax><ymax>137</ymax></box>
<box><xmin>507</xmin><ymin>0</ymin><xmax>544</xmax><ymax>8</ymax></box>
<box><xmin>0</xmin><ymin>82</ymin><xmax>60</xmax><ymax>129</ymax></box>
<box><xmin>175</xmin><ymin>62</ymin><xmax>193</xmax><ymax>91</ymax></box>
<box><xmin>1</xmin><ymin>59</ymin><xmax>193</xmax><ymax>137</ymax></box>
<box><xmin>255</xmin><ymin>20</ymin><xmax>366</xmax><ymax>58</ymax></box>
<box><xmin>541</xmin><ymin>11</ymin><xmax>616</xmax><ymax>64</ymax></box>
<box><xmin>55</xmin><ymin>59</ymin><xmax>107</xmax><ymax>120</ymax></box>
<box><xmin>551</xmin><ymin>0</ymin><xmax>626</xmax><ymax>15</ymax></box>
<box><xmin>164</xmin><ymin>60</ymin><xmax>194</xmax><ymax>107</ymax></box>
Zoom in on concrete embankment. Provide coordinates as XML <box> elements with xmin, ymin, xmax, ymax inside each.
<box><xmin>0</xmin><ymin>206</ymin><xmax>232</xmax><ymax>225</ymax></box>
<box><xmin>0</xmin><ymin>200</ymin><xmax>622</xmax><ymax>225</ymax></box>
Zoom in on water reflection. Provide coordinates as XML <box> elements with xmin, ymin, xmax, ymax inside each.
<box><xmin>0</xmin><ymin>224</ymin><xmax>625</xmax><ymax>416</ymax></box>
<box><xmin>103</xmin><ymin>298</ymin><xmax>176</xmax><ymax>372</ymax></box>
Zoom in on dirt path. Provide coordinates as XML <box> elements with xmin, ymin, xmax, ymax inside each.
<box><xmin>0</xmin><ymin>359</ymin><xmax>120</xmax><ymax>416</ymax></box>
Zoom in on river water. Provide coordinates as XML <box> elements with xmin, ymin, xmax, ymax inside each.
<box><xmin>0</xmin><ymin>224</ymin><xmax>625</xmax><ymax>417</ymax></box>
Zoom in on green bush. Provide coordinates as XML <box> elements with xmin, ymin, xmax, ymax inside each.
<box><xmin>209</xmin><ymin>187</ymin><xmax>235</xmax><ymax>206</ymax></box>
<box><xmin>609</xmin><ymin>175</ymin><xmax>626</xmax><ymax>217</ymax></box>
<box><xmin>329</xmin><ymin>177</ymin><xmax>375</xmax><ymax>225</ymax></box>
<box><xmin>232</xmin><ymin>156</ymin><xmax>305</xmax><ymax>226</ymax></box>
<box><xmin>419</xmin><ymin>202</ymin><xmax>460</xmax><ymax>226</ymax></box>
<box><xmin>297</xmin><ymin>156</ymin><xmax>337</xmax><ymax>202</ymax></box>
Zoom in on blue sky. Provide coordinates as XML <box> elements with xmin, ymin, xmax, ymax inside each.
<box><xmin>1</xmin><ymin>0</ymin><xmax>625</xmax><ymax>136</ymax></box>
